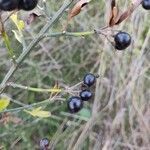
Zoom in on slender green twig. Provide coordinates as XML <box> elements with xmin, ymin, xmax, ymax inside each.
<box><xmin>7</xmin><ymin>82</ymin><xmax>81</xmax><ymax>96</ymax></box>
<box><xmin>0</xmin><ymin>94</ymin><xmax>26</xmax><ymax>106</ymax></box>
<box><xmin>0</xmin><ymin>97</ymin><xmax>62</xmax><ymax>114</ymax></box>
<box><xmin>44</xmin><ymin>31</ymin><xmax>95</xmax><ymax>37</ymax></box>
<box><xmin>9</xmin><ymin>98</ymin><xmax>26</xmax><ymax>106</ymax></box>
<box><xmin>7</xmin><ymin>82</ymin><xmax>62</xmax><ymax>93</ymax></box>
<box><xmin>0</xmin><ymin>0</ymin><xmax>74</xmax><ymax>94</ymax></box>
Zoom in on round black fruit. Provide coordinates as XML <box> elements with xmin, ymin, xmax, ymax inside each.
<box><xmin>0</xmin><ymin>0</ymin><xmax>18</xmax><ymax>11</ymax></box>
<box><xmin>114</xmin><ymin>32</ymin><xmax>131</xmax><ymax>50</ymax></box>
<box><xmin>19</xmin><ymin>0</ymin><xmax>38</xmax><ymax>11</ymax></box>
<box><xmin>67</xmin><ymin>96</ymin><xmax>83</xmax><ymax>113</ymax></box>
<box><xmin>40</xmin><ymin>138</ymin><xmax>49</xmax><ymax>149</ymax></box>
<box><xmin>80</xmin><ymin>89</ymin><xmax>92</xmax><ymax>101</ymax></box>
<box><xmin>83</xmin><ymin>73</ymin><xmax>96</xmax><ymax>87</ymax></box>
<box><xmin>142</xmin><ymin>0</ymin><xmax>150</xmax><ymax>10</ymax></box>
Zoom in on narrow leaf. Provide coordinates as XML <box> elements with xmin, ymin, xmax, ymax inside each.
<box><xmin>49</xmin><ymin>84</ymin><xmax>62</xmax><ymax>98</ymax></box>
<box><xmin>24</xmin><ymin>107</ymin><xmax>51</xmax><ymax>118</ymax></box>
<box><xmin>64</xmin><ymin>0</ymin><xmax>89</xmax><ymax>30</ymax></box>
<box><xmin>78</xmin><ymin>108</ymin><xmax>91</xmax><ymax>119</ymax></box>
<box><xmin>107</xmin><ymin>0</ymin><xmax>121</xmax><ymax>26</ymax></box>
<box><xmin>115</xmin><ymin>0</ymin><xmax>143</xmax><ymax>25</ymax></box>
<box><xmin>49</xmin><ymin>86</ymin><xmax>62</xmax><ymax>93</ymax></box>
<box><xmin>2</xmin><ymin>31</ymin><xmax>15</xmax><ymax>58</ymax></box>
<box><xmin>68</xmin><ymin>0</ymin><xmax>89</xmax><ymax>21</ymax></box>
<box><xmin>12</xmin><ymin>30</ymin><xmax>23</xmax><ymax>44</ymax></box>
<box><xmin>0</xmin><ymin>97</ymin><xmax>10</xmax><ymax>111</ymax></box>
<box><xmin>109</xmin><ymin>5</ymin><xmax>120</xmax><ymax>26</ymax></box>
<box><xmin>10</xmin><ymin>13</ymin><xmax>25</xmax><ymax>31</ymax></box>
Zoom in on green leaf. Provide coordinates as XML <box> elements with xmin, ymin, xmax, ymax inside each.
<box><xmin>24</xmin><ymin>107</ymin><xmax>51</xmax><ymax>118</ymax></box>
<box><xmin>0</xmin><ymin>97</ymin><xmax>10</xmax><ymax>111</ymax></box>
<box><xmin>12</xmin><ymin>30</ymin><xmax>23</xmax><ymax>44</ymax></box>
<box><xmin>10</xmin><ymin>13</ymin><xmax>25</xmax><ymax>45</ymax></box>
<box><xmin>2</xmin><ymin>31</ymin><xmax>15</xmax><ymax>59</ymax></box>
<box><xmin>78</xmin><ymin>108</ymin><xmax>91</xmax><ymax>119</ymax></box>
<box><xmin>10</xmin><ymin>13</ymin><xmax>25</xmax><ymax>31</ymax></box>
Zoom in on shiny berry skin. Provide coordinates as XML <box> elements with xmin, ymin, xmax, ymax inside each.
<box><xmin>40</xmin><ymin>138</ymin><xmax>49</xmax><ymax>149</ymax></box>
<box><xmin>83</xmin><ymin>73</ymin><xmax>96</xmax><ymax>87</ymax></box>
<box><xmin>19</xmin><ymin>0</ymin><xmax>38</xmax><ymax>11</ymax></box>
<box><xmin>67</xmin><ymin>96</ymin><xmax>83</xmax><ymax>113</ymax></box>
<box><xmin>80</xmin><ymin>90</ymin><xmax>92</xmax><ymax>101</ymax></box>
<box><xmin>114</xmin><ymin>32</ymin><xmax>131</xmax><ymax>50</ymax></box>
<box><xmin>142</xmin><ymin>0</ymin><xmax>150</xmax><ymax>10</ymax></box>
<box><xmin>0</xmin><ymin>0</ymin><xmax>18</xmax><ymax>11</ymax></box>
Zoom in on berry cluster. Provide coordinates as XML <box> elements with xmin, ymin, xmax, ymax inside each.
<box><xmin>67</xmin><ymin>73</ymin><xmax>97</xmax><ymax>113</ymax></box>
<box><xmin>0</xmin><ymin>0</ymin><xmax>38</xmax><ymax>11</ymax></box>
<box><xmin>142</xmin><ymin>0</ymin><xmax>150</xmax><ymax>10</ymax></box>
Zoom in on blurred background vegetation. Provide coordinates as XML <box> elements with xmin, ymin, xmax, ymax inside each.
<box><xmin>0</xmin><ymin>0</ymin><xmax>149</xmax><ymax>149</ymax></box>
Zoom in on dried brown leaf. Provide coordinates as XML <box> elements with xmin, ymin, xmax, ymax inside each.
<box><xmin>115</xmin><ymin>0</ymin><xmax>143</xmax><ymax>25</ymax></box>
<box><xmin>64</xmin><ymin>0</ymin><xmax>89</xmax><ymax>31</ymax></box>
<box><xmin>68</xmin><ymin>0</ymin><xmax>89</xmax><ymax>21</ymax></box>
<box><xmin>106</xmin><ymin>0</ymin><xmax>120</xmax><ymax>27</ymax></box>
<box><xmin>109</xmin><ymin>5</ymin><xmax>120</xmax><ymax>26</ymax></box>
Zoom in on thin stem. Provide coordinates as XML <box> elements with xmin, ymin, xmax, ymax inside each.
<box><xmin>7</xmin><ymin>82</ymin><xmax>62</xmax><ymax>93</ymax></box>
<box><xmin>44</xmin><ymin>31</ymin><xmax>95</xmax><ymax>37</ymax></box>
<box><xmin>0</xmin><ymin>94</ymin><xmax>26</xmax><ymax>106</ymax></box>
<box><xmin>0</xmin><ymin>97</ymin><xmax>63</xmax><ymax>114</ymax></box>
<box><xmin>7</xmin><ymin>82</ymin><xmax>81</xmax><ymax>95</ymax></box>
<box><xmin>0</xmin><ymin>0</ymin><xmax>74</xmax><ymax>94</ymax></box>
<box><xmin>9</xmin><ymin>97</ymin><xmax>26</xmax><ymax>106</ymax></box>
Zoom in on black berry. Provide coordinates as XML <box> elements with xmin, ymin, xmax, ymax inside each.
<box><xmin>0</xmin><ymin>0</ymin><xmax>18</xmax><ymax>11</ymax></box>
<box><xmin>83</xmin><ymin>73</ymin><xmax>96</xmax><ymax>87</ymax></box>
<box><xmin>80</xmin><ymin>89</ymin><xmax>92</xmax><ymax>101</ymax></box>
<box><xmin>19</xmin><ymin>0</ymin><xmax>38</xmax><ymax>11</ymax></box>
<box><xmin>114</xmin><ymin>32</ymin><xmax>131</xmax><ymax>50</ymax></box>
<box><xmin>142</xmin><ymin>0</ymin><xmax>150</xmax><ymax>10</ymax></box>
<box><xmin>40</xmin><ymin>138</ymin><xmax>49</xmax><ymax>149</ymax></box>
<box><xmin>67</xmin><ymin>96</ymin><xmax>83</xmax><ymax>113</ymax></box>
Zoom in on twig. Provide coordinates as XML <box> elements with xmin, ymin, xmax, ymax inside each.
<box><xmin>0</xmin><ymin>96</ymin><xmax>64</xmax><ymax>114</ymax></box>
<box><xmin>7</xmin><ymin>82</ymin><xmax>62</xmax><ymax>93</ymax></box>
<box><xmin>44</xmin><ymin>31</ymin><xmax>95</xmax><ymax>37</ymax></box>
